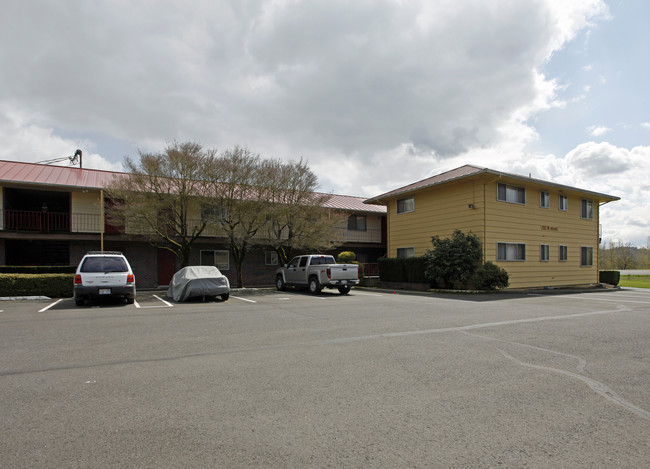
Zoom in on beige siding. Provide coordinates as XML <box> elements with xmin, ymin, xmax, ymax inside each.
<box><xmin>70</xmin><ymin>190</ymin><xmax>102</xmax><ymax>232</ymax></box>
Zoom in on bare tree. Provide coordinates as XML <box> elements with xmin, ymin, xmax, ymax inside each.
<box><xmin>106</xmin><ymin>141</ymin><xmax>217</xmax><ymax>268</ymax></box>
<box><xmin>204</xmin><ymin>146</ymin><xmax>270</xmax><ymax>288</ymax></box>
<box><xmin>261</xmin><ymin>158</ymin><xmax>344</xmax><ymax>266</ymax></box>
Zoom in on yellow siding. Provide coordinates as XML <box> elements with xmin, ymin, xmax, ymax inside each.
<box><xmin>483</xmin><ymin>178</ymin><xmax>602</xmax><ymax>288</ymax></box>
<box><xmin>387</xmin><ymin>180</ymin><xmax>484</xmax><ymax>257</ymax></box>
<box><xmin>384</xmin><ymin>174</ymin><xmax>608</xmax><ymax>289</ymax></box>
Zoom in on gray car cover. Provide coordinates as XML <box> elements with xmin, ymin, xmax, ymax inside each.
<box><xmin>166</xmin><ymin>266</ymin><xmax>230</xmax><ymax>302</ymax></box>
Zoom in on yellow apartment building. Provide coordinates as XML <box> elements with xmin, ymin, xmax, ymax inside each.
<box><xmin>365</xmin><ymin>165</ymin><xmax>620</xmax><ymax>289</ymax></box>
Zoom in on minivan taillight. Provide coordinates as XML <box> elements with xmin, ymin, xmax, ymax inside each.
<box><xmin>74</xmin><ymin>274</ymin><xmax>82</xmax><ymax>285</ymax></box>
<box><xmin>127</xmin><ymin>274</ymin><xmax>135</xmax><ymax>284</ymax></box>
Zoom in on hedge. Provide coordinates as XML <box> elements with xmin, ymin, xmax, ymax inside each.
<box><xmin>378</xmin><ymin>257</ymin><xmax>428</xmax><ymax>284</ymax></box>
<box><xmin>599</xmin><ymin>270</ymin><xmax>620</xmax><ymax>286</ymax></box>
<box><xmin>0</xmin><ymin>265</ymin><xmax>76</xmax><ymax>274</ymax></box>
<box><xmin>0</xmin><ymin>274</ymin><xmax>74</xmax><ymax>298</ymax></box>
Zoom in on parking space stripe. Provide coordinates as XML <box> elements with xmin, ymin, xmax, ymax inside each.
<box><xmin>231</xmin><ymin>296</ymin><xmax>256</xmax><ymax>303</ymax></box>
<box><xmin>39</xmin><ymin>299</ymin><xmax>64</xmax><ymax>312</ymax></box>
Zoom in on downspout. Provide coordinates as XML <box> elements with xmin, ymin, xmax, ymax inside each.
<box><xmin>100</xmin><ymin>189</ymin><xmax>104</xmax><ymax>252</ymax></box>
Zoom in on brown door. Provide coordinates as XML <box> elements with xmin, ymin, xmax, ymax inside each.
<box><xmin>157</xmin><ymin>249</ymin><xmax>176</xmax><ymax>286</ymax></box>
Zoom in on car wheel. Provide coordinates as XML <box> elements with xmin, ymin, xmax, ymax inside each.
<box><xmin>276</xmin><ymin>275</ymin><xmax>286</xmax><ymax>291</ymax></box>
<box><xmin>338</xmin><ymin>286</ymin><xmax>351</xmax><ymax>295</ymax></box>
<box><xmin>308</xmin><ymin>277</ymin><xmax>321</xmax><ymax>294</ymax></box>
<box><xmin>221</xmin><ymin>292</ymin><xmax>230</xmax><ymax>302</ymax></box>
<box><xmin>126</xmin><ymin>296</ymin><xmax>135</xmax><ymax>305</ymax></box>
<box><xmin>75</xmin><ymin>298</ymin><xmax>84</xmax><ymax>306</ymax></box>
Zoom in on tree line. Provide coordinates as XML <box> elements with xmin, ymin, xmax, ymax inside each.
<box><xmin>600</xmin><ymin>240</ymin><xmax>650</xmax><ymax>270</ymax></box>
<box><xmin>106</xmin><ymin>141</ymin><xmax>345</xmax><ymax>287</ymax></box>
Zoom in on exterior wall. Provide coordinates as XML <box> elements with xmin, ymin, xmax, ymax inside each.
<box><xmin>483</xmin><ymin>176</ymin><xmax>601</xmax><ymax>288</ymax></box>
<box><xmin>0</xmin><ymin>185</ymin><xmax>4</xmax><ymax>230</ymax></box>
<box><xmin>386</xmin><ymin>180</ymin><xmax>484</xmax><ymax>257</ymax></box>
<box><xmin>70</xmin><ymin>190</ymin><xmax>102</xmax><ymax>232</ymax></box>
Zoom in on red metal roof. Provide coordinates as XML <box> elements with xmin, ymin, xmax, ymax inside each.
<box><xmin>0</xmin><ymin>160</ymin><xmax>386</xmax><ymax>213</ymax></box>
<box><xmin>0</xmin><ymin>160</ymin><xmax>123</xmax><ymax>189</ymax></box>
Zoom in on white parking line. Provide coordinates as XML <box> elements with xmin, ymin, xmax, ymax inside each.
<box><xmin>231</xmin><ymin>296</ymin><xmax>256</xmax><ymax>303</ymax></box>
<box><xmin>39</xmin><ymin>299</ymin><xmax>64</xmax><ymax>312</ymax></box>
<box><xmin>133</xmin><ymin>295</ymin><xmax>174</xmax><ymax>309</ymax></box>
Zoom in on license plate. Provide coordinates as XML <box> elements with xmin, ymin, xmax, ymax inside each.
<box><xmin>99</xmin><ymin>288</ymin><xmax>112</xmax><ymax>295</ymax></box>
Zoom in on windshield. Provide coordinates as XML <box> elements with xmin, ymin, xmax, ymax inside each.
<box><xmin>81</xmin><ymin>257</ymin><xmax>128</xmax><ymax>273</ymax></box>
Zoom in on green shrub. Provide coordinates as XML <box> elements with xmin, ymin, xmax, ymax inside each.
<box><xmin>599</xmin><ymin>270</ymin><xmax>620</xmax><ymax>286</ymax></box>
<box><xmin>337</xmin><ymin>251</ymin><xmax>357</xmax><ymax>263</ymax></box>
<box><xmin>0</xmin><ymin>274</ymin><xmax>74</xmax><ymax>298</ymax></box>
<box><xmin>472</xmin><ymin>262</ymin><xmax>509</xmax><ymax>290</ymax></box>
<box><xmin>424</xmin><ymin>230</ymin><xmax>482</xmax><ymax>289</ymax></box>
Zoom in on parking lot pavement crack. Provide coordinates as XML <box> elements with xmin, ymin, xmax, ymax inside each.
<box><xmin>496</xmin><ymin>347</ymin><xmax>650</xmax><ymax>422</ymax></box>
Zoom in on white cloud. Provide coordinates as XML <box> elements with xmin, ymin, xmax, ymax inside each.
<box><xmin>587</xmin><ymin>125</ymin><xmax>612</xmax><ymax>137</ymax></box>
<box><xmin>641</xmin><ymin>122</ymin><xmax>650</xmax><ymax>130</ymax></box>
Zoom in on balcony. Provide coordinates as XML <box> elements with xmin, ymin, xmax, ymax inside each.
<box><xmin>332</xmin><ymin>227</ymin><xmax>383</xmax><ymax>244</ymax></box>
<box><xmin>1</xmin><ymin>209</ymin><xmax>101</xmax><ymax>233</ymax></box>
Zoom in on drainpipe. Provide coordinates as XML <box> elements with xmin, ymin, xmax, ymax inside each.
<box><xmin>100</xmin><ymin>189</ymin><xmax>104</xmax><ymax>252</ymax></box>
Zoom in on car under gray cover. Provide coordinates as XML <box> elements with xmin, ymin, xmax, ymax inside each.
<box><xmin>166</xmin><ymin>266</ymin><xmax>230</xmax><ymax>302</ymax></box>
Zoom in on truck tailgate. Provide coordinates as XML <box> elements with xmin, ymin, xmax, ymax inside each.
<box><xmin>328</xmin><ymin>265</ymin><xmax>358</xmax><ymax>280</ymax></box>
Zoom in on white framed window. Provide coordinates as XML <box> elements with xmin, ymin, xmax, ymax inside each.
<box><xmin>540</xmin><ymin>191</ymin><xmax>550</xmax><ymax>208</ymax></box>
<box><xmin>200</xmin><ymin>250</ymin><xmax>229</xmax><ymax>270</ymax></box>
<box><xmin>497</xmin><ymin>183</ymin><xmax>526</xmax><ymax>204</ymax></box>
<box><xmin>559</xmin><ymin>245</ymin><xmax>568</xmax><ymax>262</ymax></box>
<box><xmin>397</xmin><ymin>197</ymin><xmax>415</xmax><ymax>214</ymax></box>
<box><xmin>497</xmin><ymin>242</ymin><xmax>526</xmax><ymax>261</ymax></box>
<box><xmin>581</xmin><ymin>247</ymin><xmax>593</xmax><ymax>266</ymax></box>
<box><xmin>347</xmin><ymin>214</ymin><xmax>367</xmax><ymax>231</ymax></box>
<box><xmin>540</xmin><ymin>244</ymin><xmax>550</xmax><ymax>261</ymax></box>
<box><xmin>559</xmin><ymin>195</ymin><xmax>568</xmax><ymax>211</ymax></box>
<box><xmin>265</xmin><ymin>251</ymin><xmax>278</xmax><ymax>266</ymax></box>
<box><xmin>396</xmin><ymin>247</ymin><xmax>415</xmax><ymax>259</ymax></box>
<box><xmin>581</xmin><ymin>199</ymin><xmax>593</xmax><ymax>219</ymax></box>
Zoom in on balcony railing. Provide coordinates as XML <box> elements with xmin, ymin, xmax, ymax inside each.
<box><xmin>1</xmin><ymin>210</ymin><xmax>101</xmax><ymax>233</ymax></box>
<box><xmin>1</xmin><ymin>210</ymin><xmax>384</xmax><ymax>244</ymax></box>
<box><xmin>332</xmin><ymin>227</ymin><xmax>383</xmax><ymax>244</ymax></box>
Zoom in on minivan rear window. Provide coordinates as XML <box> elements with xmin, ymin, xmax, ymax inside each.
<box><xmin>80</xmin><ymin>257</ymin><xmax>128</xmax><ymax>273</ymax></box>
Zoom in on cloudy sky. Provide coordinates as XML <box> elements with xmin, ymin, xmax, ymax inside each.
<box><xmin>1</xmin><ymin>0</ymin><xmax>648</xmax><ymax>245</ymax></box>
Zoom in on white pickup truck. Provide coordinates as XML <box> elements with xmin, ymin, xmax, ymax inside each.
<box><xmin>275</xmin><ymin>254</ymin><xmax>359</xmax><ymax>294</ymax></box>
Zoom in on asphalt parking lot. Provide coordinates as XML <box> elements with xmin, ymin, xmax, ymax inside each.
<box><xmin>1</xmin><ymin>287</ymin><xmax>649</xmax><ymax>468</ymax></box>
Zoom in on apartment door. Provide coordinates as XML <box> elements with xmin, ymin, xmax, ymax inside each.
<box><xmin>157</xmin><ymin>249</ymin><xmax>176</xmax><ymax>286</ymax></box>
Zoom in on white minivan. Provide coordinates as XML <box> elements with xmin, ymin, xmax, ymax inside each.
<box><xmin>74</xmin><ymin>251</ymin><xmax>136</xmax><ymax>306</ymax></box>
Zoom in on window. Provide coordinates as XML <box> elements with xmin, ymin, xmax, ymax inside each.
<box><xmin>581</xmin><ymin>199</ymin><xmax>593</xmax><ymax>219</ymax></box>
<box><xmin>497</xmin><ymin>242</ymin><xmax>526</xmax><ymax>261</ymax></box>
<box><xmin>581</xmin><ymin>247</ymin><xmax>593</xmax><ymax>266</ymax></box>
<box><xmin>559</xmin><ymin>195</ymin><xmax>568</xmax><ymax>211</ymax></box>
<box><xmin>396</xmin><ymin>247</ymin><xmax>415</xmax><ymax>259</ymax></box>
<box><xmin>540</xmin><ymin>191</ymin><xmax>550</xmax><ymax>208</ymax></box>
<box><xmin>200</xmin><ymin>250</ymin><xmax>229</xmax><ymax>270</ymax></box>
<box><xmin>540</xmin><ymin>244</ymin><xmax>550</xmax><ymax>261</ymax></box>
<box><xmin>559</xmin><ymin>245</ymin><xmax>568</xmax><ymax>261</ymax></box>
<box><xmin>347</xmin><ymin>214</ymin><xmax>367</xmax><ymax>231</ymax></box>
<box><xmin>497</xmin><ymin>183</ymin><xmax>526</xmax><ymax>204</ymax></box>
<box><xmin>397</xmin><ymin>197</ymin><xmax>414</xmax><ymax>214</ymax></box>
<box><xmin>201</xmin><ymin>204</ymin><xmax>228</xmax><ymax>223</ymax></box>
<box><xmin>265</xmin><ymin>251</ymin><xmax>278</xmax><ymax>266</ymax></box>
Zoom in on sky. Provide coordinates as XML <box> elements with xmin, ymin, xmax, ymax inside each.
<box><xmin>1</xmin><ymin>0</ymin><xmax>648</xmax><ymax>246</ymax></box>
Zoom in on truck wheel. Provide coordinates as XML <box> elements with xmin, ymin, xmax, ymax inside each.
<box><xmin>276</xmin><ymin>275</ymin><xmax>286</xmax><ymax>291</ymax></box>
<box><xmin>308</xmin><ymin>277</ymin><xmax>321</xmax><ymax>294</ymax></box>
<box><xmin>338</xmin><ymin>286</ymin><xmax>351</xmax><ymax>295</ymax></box>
